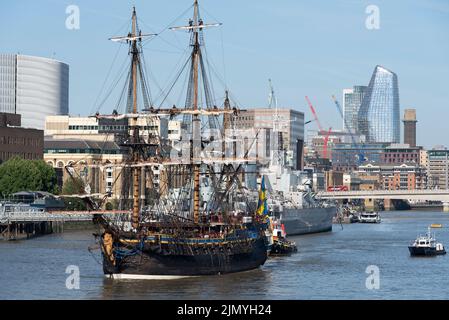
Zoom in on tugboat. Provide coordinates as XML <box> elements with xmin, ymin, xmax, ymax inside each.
<box><xmin>409</xmin><ymin>226</ymin><xmax>446</xmax><ymax>257</ymax></box>
<box><xmin>267</xmin><ymin>215</ymin><xmax>297</xmax><ymax>255</ymax></box>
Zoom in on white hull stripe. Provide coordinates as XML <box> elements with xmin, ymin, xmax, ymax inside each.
<box><xmin>107</xmin><ymin>274</ymin><xmax>199</xmax><ymax>280</ymax></box>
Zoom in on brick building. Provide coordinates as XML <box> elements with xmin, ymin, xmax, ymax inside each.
<box><xmin>358</xmin><ymin>163</ymin><xmax>426</xmax><ymax>190</ymax></box>
<box><xmin>0</xmin><ymin>113</ymin><xmax>43</xmax><ymax>164</ymax></box>
<box><xmin>380</xmin><ymin>144</ymin><xmax>421</xmax><ymax>165</ymax></box>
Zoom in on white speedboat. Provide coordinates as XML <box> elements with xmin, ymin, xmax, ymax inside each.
<box><xmin>359</xmin><ymin>212</ymin><xmax>381</xmax><ymax>223</ymax></box>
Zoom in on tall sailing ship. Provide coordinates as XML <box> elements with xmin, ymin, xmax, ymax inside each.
<box><xmin>66</xmin><ymin>2</ymin><xmax>269</xmax><ymax>279</ymax></box>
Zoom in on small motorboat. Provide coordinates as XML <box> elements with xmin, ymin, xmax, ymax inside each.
<box><xmin>359</xmin><ymin>211</ymin><xmax>381</xmax><ymax>223</ymax></box>
<box><xmin>349</xmin><ymin>213</ymin><xmax>360</xmax><ymax>223</ymax></box>
<box><xmin>409</xmin><ymin>226</ymin><xmax>446</xmax><ymax>256</ymax></box>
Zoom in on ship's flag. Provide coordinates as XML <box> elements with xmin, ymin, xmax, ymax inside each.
<box><xmin>257</xmin><ymin>176</ymin><xmax>268</xmax><ymax>216</ymax></box>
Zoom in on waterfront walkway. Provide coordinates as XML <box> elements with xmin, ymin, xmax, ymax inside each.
<box><xmin>0</xmin><ymin>206</ymin><xmax>130</xmax><ymax>224</ymax></box>
<box><xmin>0</xmin><ymin>207</ymin><xmax>119</xmax><ymax>240</ymax></box>
<box><xmin>0</xmin><ymin>210</ymin><xmax>93</xmax><ymax>224</ymax></box>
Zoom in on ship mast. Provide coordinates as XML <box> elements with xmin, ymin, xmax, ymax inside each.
<box><xmin>170</xmin><ymin>0</ymin><xmax>221</xmax><ymax>224</ymax></box>
<box><xmin>192</xmin><ymin>0</ymin><xmax>201</xmax><ymax>224</ymax></box>
<box><xmin>109</xmin><ymin>7</ymin><xmax>156</xmax><ymax>229</ymax></box>
<box><xmin>131</xmin><ymin>8</ymin><xmax>140</xmax><ymax>230</ymax></box>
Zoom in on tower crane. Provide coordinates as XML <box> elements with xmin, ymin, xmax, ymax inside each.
<box><xmin>305</xmin><ymin>96</ymin><xmax>324</xmax><ymax>133</ymax></box>
<box><xmin>268</xmin><ymin>78</ymin><xmax>278</xmax><ymax>109</ymax></box>
<box><xmin>305</xmin><ymin>96</ymin><xmax>332</xmax><ymax>159</ymax></box>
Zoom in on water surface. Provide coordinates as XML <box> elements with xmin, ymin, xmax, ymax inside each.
<box><xmin>1</xmin><ymin>211</ymin><xmax>449</xmax><ymax>299</ymax></box>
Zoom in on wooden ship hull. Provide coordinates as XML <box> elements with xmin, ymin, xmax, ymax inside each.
<box><xmin>101</xmin><ymin>234</ymin><xmax>267</xmax><ymax>278</ymax></box>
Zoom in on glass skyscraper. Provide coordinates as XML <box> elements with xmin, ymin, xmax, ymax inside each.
<box><xmin>358</xmin><ymin>65</ymin><xmax>400</xmax><ymax>143</ymax></box>
<box><xmin>343</xmin><ymin>85</ymin><xmax>367</xmax><ymax>133</ymax></box>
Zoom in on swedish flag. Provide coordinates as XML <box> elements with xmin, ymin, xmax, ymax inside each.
<box><xmin>256</xmin><ymin>176</ymin><xmax>268</xmax><ymax>216</ymax></box>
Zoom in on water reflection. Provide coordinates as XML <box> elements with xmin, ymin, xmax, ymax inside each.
<box><xmin>101</xmin><ymin>268</ymin><xmax>272</xmax><ymax>300</ymax></box>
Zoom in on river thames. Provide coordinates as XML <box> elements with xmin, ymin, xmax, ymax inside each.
<box><xmin>1</xmin><ymin>210</ymin><xmax>449</xmax><ymax>300</ymax></box>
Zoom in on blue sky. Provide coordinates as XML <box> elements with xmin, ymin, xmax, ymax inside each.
<box><xmin>1</xmin><ymin>0</ymin><xmax>448</xmax><ymax>148</ymax></box>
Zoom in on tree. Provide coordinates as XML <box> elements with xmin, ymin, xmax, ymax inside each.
<box><xmin>104</xmin><ymin>199</ymin><xmax>120</xmax><ymax>210</ymax></box>
<box><xmin>0</xmin><ymin>157</ymin><xmax>58</xmax><ymax>197</ymax></box>
<box><xmin>33</xmin><ymin>160</ymin><xmax>59</xmax><ymax>194</ymax></box>
<box><xmin>105</xmin><ymin>202</ymin><xmax>113</xmax><ymax>210</ymax></box>
<box><xmin>61</xmin><ymin>177</ymin><xmax>85</xmax><ymax>195</ymax></box>
<box><xmin>61</xmin><ymin>177</ymin><xmax>87</xmax><ymax>211</ymax></box>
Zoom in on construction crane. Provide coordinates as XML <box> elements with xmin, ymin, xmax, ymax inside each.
<box><xmin>305</xmin><ymin>96</ymin><xmax>324</xmax><ymax>133</ymax></box>
<box><xmin>331</xmin><ymin>95</ymin><xmax>366</xmax><ymax>163</ymax></box>
<box><xmin>268</xmin><ymin>79</ymin><xmax>277</xmax><ymax>109</ymax></box>
<box><xmin>332</xmin><ymin>95</ymin><xmax>344</xmax><ymax>118</ymax></box>
<box><xmin>305</xmin><ymin>96</ymin><xmax>332</xmax><ymax>158</ymax></box>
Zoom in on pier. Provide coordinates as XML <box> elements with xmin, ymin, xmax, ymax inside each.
<box><xmin>0</xmin><ymin>207</ymin><xmax>94</xmax><ymax>241</ymax></box>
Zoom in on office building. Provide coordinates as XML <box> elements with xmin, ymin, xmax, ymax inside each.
<box><xmin>358</xmin><ymin>65</ymin><xmax>400</xmax><ymax>143</ymax></box>
<box><xmin>0</xmin><ymin>113</ymin><xmax>43</xmax><ymax>164</ymax></box>
<box><xmin>0</xmin><ymin>54</ymin><xmax>69</xmax><ymax>130</ymax></box>
<box><xmin>45</xmin><ymin>115</ymin><xmax>168</xmax><ymax>142</ymax></box>
<box><xmin>233</xmin><ymin>108</ymin><xmax>305</xmax><ymax>169</ymax></box>
<box><xmin>332</xmin><ymin>142</ymin><xmax>390</xmax><ymax>172</ymax></box>
<box><xmin>343</xmin><ymin>86</ymin><xmax>367</xmax><ymax>133</ymax></box>
<box><xmin>420</xmin><ymin>149</ymin><xmax>428</xmax><ymax>168</ymax></box>
<box><xmin>306</xmin><ymin>129</ymin><xmax>365</xmax><ymax>161</ymax></box>
<box><xmin>427</xmin><ymin>148</ymin><xmax>449</xmax><ymax>189</ymax></box>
